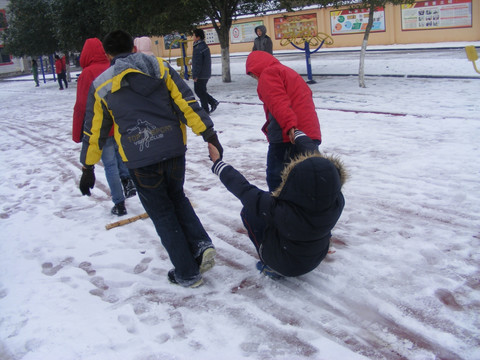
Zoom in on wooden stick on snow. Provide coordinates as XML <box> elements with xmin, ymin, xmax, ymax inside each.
<box><xmin>105</xmin><ymin>212</ymin><xmax>149</xmax><ymax>230</ymax></box>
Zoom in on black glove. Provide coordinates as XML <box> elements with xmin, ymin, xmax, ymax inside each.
<box><xmin>207</xmin><ymin>133</ymin><xmax>224</xmax><ymax>160</ymax></box>
<box><xmin>79</xmin><ymin>166</ymin><xmax>95</xmax><ymax>196</ymax></box>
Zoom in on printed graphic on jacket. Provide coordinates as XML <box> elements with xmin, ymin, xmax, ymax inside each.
<box><xmin>126</xmin><ymin>119</ymin><xmax>172</xmax><ymax>152</ymax></box>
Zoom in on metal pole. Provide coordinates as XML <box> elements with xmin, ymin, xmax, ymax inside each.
<box><xmin>49</xmin><ymin>54</ymin><xmax>56</xmax><ymax>82</ymax></box>
<box><xmin>181</xmin><ymin>35</ymin><xmax>189</xmax><ymax>80</ymax></box>
<box><xmin>304</xmin><ymin>41</ymin><xmax>316</xmax><ymax>84</ymax></box>
<box><xmin>39</xmin><ymin>57</ymin><xmax>46</xmax><ymax>84</ymax></box>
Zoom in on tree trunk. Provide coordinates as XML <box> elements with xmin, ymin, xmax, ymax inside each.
<box><xmin>215</xmin><ymin>23</ymin><xmax>232</xmax><ymax>83</ymax></box>
<box><xmin>359</xmin><ymin>5</ymin><xmax>376</xmax><ymax>88</ymax></box>
<box><xmin>65</xmin><ymin>53</ymin><xmax>71</xmax><ymax>82</ymax></box>
<box><xmin>221</xmin><ymin>46</ymin><xmax>231</xmax><ymax>83</ymax></box>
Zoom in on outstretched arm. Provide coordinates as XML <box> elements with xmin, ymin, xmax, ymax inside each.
<box><xmin>292</xmin><ymin>129</ymin><xmax>320</xmax><ymax>154</ymax></box>
<box><xmin>208</xmin><ymin>144</ymin><xmax>273</xmax><ymax>214</ymax></box>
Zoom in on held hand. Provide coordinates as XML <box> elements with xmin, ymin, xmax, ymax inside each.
<box><xmin>208</xmin><ymin>143</ymin><xmax>221</xmax><ymax>163</ymax></box>
<box><xmin>288</xmin><ymin>127</ymin><xmax>297</xmax><ymax>144</ymax></box>
<box><xmin>79</xmin><ymin>166</ymin><xmax>95</xmax><ymax>196</ymax></box>
<box><xmin>206</xmin><ymin>133</ymin><xmax>223</xmax><ymax>159</ymax></box>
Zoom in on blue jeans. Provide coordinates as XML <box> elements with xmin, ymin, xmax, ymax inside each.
<box><xmin>129</xmin><ymin>156</ymin><xmax>213</xmax><ymax>285</ymax></box>
<box><xmin>101</xmin><ymin>137</ymin><xmax>128</xmax><ymax>205</ymax></box>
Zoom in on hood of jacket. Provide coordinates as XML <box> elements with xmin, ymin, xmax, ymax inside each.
<box><xmin>134</xmin><ymin>36</ymin><xmax>154</xmax><ymax>56</ymax></box>
<box><xmin>80</xmin><ymin>38</ymin><xmax>109</xmax><ymax>69</ymax></box>
<box><xmin>111</xmin><ymin>52</ymin><xmax>162</xmax><ymax>80</ymax></box>
<box><xmin>254</xmin><ymin>25</ymin><xmax>267</xmax><ymax>36</ymax></box>
<box><xmin>246</xmin><ymin>51</ymin><xmax>278</xmax><ymax>78</ymax></box>
<box><xmin>272</xmin><ymin>152</ymin><xmax>347</xmax><ymax>213</ymax></box>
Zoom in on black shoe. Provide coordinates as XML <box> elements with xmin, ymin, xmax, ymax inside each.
<box><xmin>209</xmin><ymin>100</ymin><xmax>219</xmax><ymax>114</ymax></box>
<box><xmin>168</xmin><ymin>269</ymin><xmax>203</xmax><ymax>288</ymax></box>
<box><xmin>121</xmin><ymin>178</ymin><xmax>136</xmax><ymax>198</ymax></box>
<box><xmin>111</xmin><ymin>201</ymin><xmax>127</xmax><ymax>216</ymax></box>
<box><xmin>256</xmin><ymin>261</ymin><xmax>283</xmax><ymax>280</ymax></box>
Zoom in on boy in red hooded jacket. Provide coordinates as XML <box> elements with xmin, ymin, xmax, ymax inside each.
<box><xmin>55</xmin><ymin>55</ymin><xmax>68</xmax><ymax>90</ymax></box>
<box><xmin>246</xmin><ymin>51</ymin><xmax>322</xmax><ymax>192</ymax></box>
<box><xmin>72</xmin><ymin>38</ymin><xmax>136</xmax><ymax>216</ymax></box>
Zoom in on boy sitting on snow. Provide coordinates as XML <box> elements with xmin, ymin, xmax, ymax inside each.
<box><xmin>208</xmin><ymin>130</ymin><xmax>346</xmax><ymax>278</ymax></box>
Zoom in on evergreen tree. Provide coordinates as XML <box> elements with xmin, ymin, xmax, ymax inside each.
<box><xmin>4</xmin><ymin>0</ymin><xmax>57</xmax><ymax>57</ymax></box>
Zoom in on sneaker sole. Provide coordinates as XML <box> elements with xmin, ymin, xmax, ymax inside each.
<box><xmin>199</xmin><ymin>248</ymin><xmax>216</xmax><ymax>274</ymax></box>
<box><xmin>189</xmin><ymin>278</ymin><xmax>204</xmax><ymax>288</ymax></box>
<box><xmin>169</xmin><ymin>277</ymin><xmax>204</xmax><ymax>288</ymax></box>
<box><xmin>168</xmin><ymin>271</ymin><xmax>204</xmax><ymax>288</ymax></box>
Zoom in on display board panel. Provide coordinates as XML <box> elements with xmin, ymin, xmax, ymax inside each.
<box><xmin>401</xmin><ymin>0</ymin><xmax>472</xmax><ymax>30</ymax></box>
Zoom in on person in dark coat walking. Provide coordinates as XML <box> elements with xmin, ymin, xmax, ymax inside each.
<box><xmin>79</xmin><ymin>30</ymin><xmax>223</xmax><ymax>288</ymax></box>
<box><xmin>208</xmin><ymin>130</ymin><xmax>346</xmax><ymax>278</ymax></box>
<box><xmin>252</xmin><ymin>25</ymin><xmax>273</xmax><ymax>54</ymax></box>
<box><xmin>192</xmin><ymin>29</ymin><xmax>219</xmax><ymax>114</ymax></box>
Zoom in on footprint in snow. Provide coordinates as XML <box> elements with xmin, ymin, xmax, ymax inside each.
<box><xmin>133</xmin><ymin>257</ymin><xmax>153</xmax><ymax>274</ymax></box>
<box><xmin>78</xmin><ymin>261</ymin><xmax>96</xmax><ymax>276</ymax></box>
<box><xmin>41</xmin><ymin>256</ymin><xmax>74</xmax><ymax>276</ymax></box>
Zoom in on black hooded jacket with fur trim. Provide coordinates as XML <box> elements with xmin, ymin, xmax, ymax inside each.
<box><xmin>212</xmin><ymin>134</ymin><xmax>345</xmax><ymax>276</ymax></box>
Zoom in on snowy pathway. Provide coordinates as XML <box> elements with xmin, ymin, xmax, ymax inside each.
<box><xmin>1</xmin><ymin>55</ymin><xmax>479</xmax><ymax>359</ymax></box>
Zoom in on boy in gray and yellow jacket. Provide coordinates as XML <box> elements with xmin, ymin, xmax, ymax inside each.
<box><xmin>79</xmin><ymin>30</ymin><xmax>223</xmax><ymax>288</ymax></box>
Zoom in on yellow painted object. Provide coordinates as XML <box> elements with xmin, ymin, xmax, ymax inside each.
<box><xmin>280</xmin><ymin>31</ymin><xmax>334</xmax><ymax>48</ymax></box>
<box><xmin>167</xmin><ymin>36</ymin><xmax>193</xmax><ymax>79</ymax></box>
<box><xmin>176</xmin><ymin>56</ymin><xmax>192</xmax><ymax>78</ymax></box>
<box><xmin>465</xmin><ymin>46</ymin><xmax>479</xmax><ymax>74</ymax></box>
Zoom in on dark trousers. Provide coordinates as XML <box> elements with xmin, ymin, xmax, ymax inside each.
<box><xmin>57</xmin><ymin>71</ymin><xmax>68</xmax><ymax>89</ymax></box>
<box><xmin>266</xmin><ymin>142</ymin><xmax>294</xmax><ymax>192</ymax></box>
<box><xmin>194</xmin><ymin>78</ymin><xmax>216</xmax><ymax>113</ymax></box>
<box><xmin>240</xmin><ymin>207</ymin><xmax>265</xmax><ymax>254</ymax></box>
<box><xmin>266</xmin><ymin>141</ymin><xmax>320</xmax><ymax>192</ymax></box>
<box><xmin>129</xmin><ymin>156</ymin><xmax>212</xmax><ymax>284</ymax></box>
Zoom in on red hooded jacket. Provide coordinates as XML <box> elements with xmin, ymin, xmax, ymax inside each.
<box><xmin>246</xmin><ymin>51</ymin><xmax>321</xmax><ymax>143</ymax></box>
<box><xmin>72</xmin><ymin>38</ymin><xmax>111</xmax><ymax>143</ymax></box>
<box><xmin>55</xmin><ymin>56</ymin><xmax>66</xmax><ymax>74</ymax></box>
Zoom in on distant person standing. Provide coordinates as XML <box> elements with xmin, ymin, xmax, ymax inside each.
<box><xmin>192</xmin><ymin>28</ymin><xmax>219</xmax><ymax>114</ymax></box>
<box><xmin>252</xmin><ymin>25</ymin><xmax>273</xmax><ymax>54</ymax></box>
<box><xmin>55</xmin><ymin>55</ymin><xmax>68</xmax><ymax>90</ymax></box>
<box><xmin>31</xmin><ymin>59</ymin><xmax>39</xmax><ymax>87</ymax></box>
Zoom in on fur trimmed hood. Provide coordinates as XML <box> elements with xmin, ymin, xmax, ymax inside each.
<box><xmin>272</xmin><ymin>152</ymin><xmax>347</xmax><ymax>212</ymax></box>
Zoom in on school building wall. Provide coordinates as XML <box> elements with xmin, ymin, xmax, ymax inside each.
<box><xmin>154</xmin><ymin>0</ymin><xmax>478</xmax><ymax>59</ymax></box>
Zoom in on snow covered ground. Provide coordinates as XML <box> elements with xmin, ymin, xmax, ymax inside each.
<box><xmin>1</xmin><ymin>43</ymin><xmax>479</xmax><ymax>360</ymax></box>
